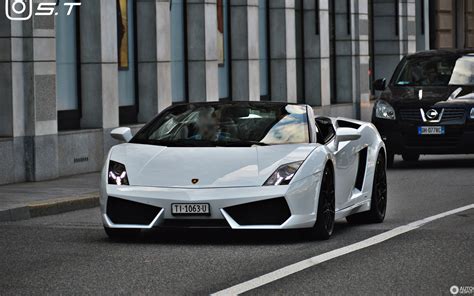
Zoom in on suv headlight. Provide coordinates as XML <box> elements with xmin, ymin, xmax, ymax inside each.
<box><xmin>108</xmin><ymin>160</ymin><xmax>129</xmax><ymax>185</ymax></box>
<box><xmin>264</xmin><ymin>161</ymin><xmax>303</xmax><ymax>186</ymax></box>
<box><xmin>470</xmin><ymin>108</ymin><xmax>474</xmax><ymax>119</ymax></box>
<box><xmin>375</xmin><ymin>100</ymin><xmax>396</xmax><ymax>120</ymax></box>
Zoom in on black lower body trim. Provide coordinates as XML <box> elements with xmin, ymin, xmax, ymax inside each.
<box><xmin>106</xmin><ymin>197</ymin><xmax>161</xmax><ymax>225</ymax></box>
<box><xmin>224</xmin><ymin>197</ymin><xmax>291</xmax><ymax>226</ymax></box>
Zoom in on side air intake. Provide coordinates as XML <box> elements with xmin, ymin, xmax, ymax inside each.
<box><xmin>355</xmin><ymin>148</ymin><xmax>368</xmax><ymax>190</ymax></box>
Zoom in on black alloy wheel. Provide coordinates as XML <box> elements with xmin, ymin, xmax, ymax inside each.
<box><xmin>310</xmin><ymin>164</ymin><xmax>336</xmax><ymax>240</ymax></box>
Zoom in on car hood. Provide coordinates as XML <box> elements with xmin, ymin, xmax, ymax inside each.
<box><xmin>381</xmin><ymin>85</ymin><xmax>474</xmax><ymax>108</ymax></box>
<box><xmin>109</xmin><ymin>143</ymin><xmax>317</xmax><ymax>188</ymax></box>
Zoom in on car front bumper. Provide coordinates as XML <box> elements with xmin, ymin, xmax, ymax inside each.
<box><xmin>100</xmin><ymin>174</ymin><xmax>321</xmax><ymax>230</ymax></box>
<box><xmin>373</xmin><ymin>118</ymin><xmax>474</xmax><ymax>155</ymax></box>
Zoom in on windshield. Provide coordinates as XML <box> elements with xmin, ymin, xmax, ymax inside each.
<box><xmin>131</xmin><ymin>103</ymin><xmax>310</xmax><ymax>147</ymax></box>
<box><xmin>394</xmin><ymin>54</ymin><xmax>474</xmax><ymax>86</ymax></box>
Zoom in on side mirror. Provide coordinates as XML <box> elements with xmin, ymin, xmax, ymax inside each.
<box><xmin>334</xmin><ymin>128</ymin><xmax>361</xmax><ymax>150</ymax></box>
<box><xmin>373</xmin><ymin>78</ymin><xmax>386</xmax><ymax>91</ymax></box>
<box><xmin>111</xmin><ymin>127</ymin><xmax>133</xmax><ymax>142</ymax></box>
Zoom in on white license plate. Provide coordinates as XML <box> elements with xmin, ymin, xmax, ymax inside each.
<box><xmin>171</xmin><ymin>203</ymin><xmax>210</xmax><ymax>215</ymax></box>
<box><xmin>418</xmin><ymin>126</ymin><xmax>445</xmax><ymax>135</ymax></box>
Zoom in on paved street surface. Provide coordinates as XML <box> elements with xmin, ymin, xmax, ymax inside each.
<box><xmin>1</xmin><ymin>155</ymin><xmax>473</xmax><ymax>295</ymax></box>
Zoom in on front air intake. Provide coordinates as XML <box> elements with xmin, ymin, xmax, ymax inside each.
<box><xmin>106</xmin><ymin>197</ymin><xmax>161</xmax><ymax>225</ymax></box>
<box><xmin>224</xmin><ymin>197</ymin><xmax>291</xmax><ymax>226</ymax></box>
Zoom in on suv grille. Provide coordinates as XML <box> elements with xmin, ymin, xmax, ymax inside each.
<box><xmin>399</xmin><ymin>108</ymin><xmax>465</xmax><ymax>122</ymax></box>
<box><xmin>399</xmin><ymin>109</ymin><xmax>421</xmax><ymax>121</ymax></box>
<box><xmin>442</xmin><ymin>108</ymin><xmax>465</xmax><ymax>121</ymax></box>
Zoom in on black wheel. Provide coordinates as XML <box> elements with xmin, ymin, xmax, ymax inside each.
<box><xmin>104</xmin><ymin>227</ymin><xmax>141</xmax><ymax>241</ymax></box>
<box><xmin>402</xmin><ymin>153</ymin><xmax>420</xmax><ymax>162</ymax></box>
<box><xmin>386</xmin><ymin>152</ymin><xmax>394</xmax><ymax>168</ymax></box>
<box><xmin>309</xmin><ymin>164</ymin><xmax>335</xmax><ymax>240</ymax></box>
<box><xmin>347</xmin><ymin>151</ymin><xmax>387</xmax><ymax>224</ymax></box>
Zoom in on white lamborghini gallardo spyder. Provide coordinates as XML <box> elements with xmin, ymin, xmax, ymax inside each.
<box><xmin>101</xmin><ymin>102</ymin><xmax>387</xmax><ymax>240</ymax></box>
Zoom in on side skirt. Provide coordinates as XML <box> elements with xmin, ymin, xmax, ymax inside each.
<box><xmin>335</xmin><ymin>199</ymin><xmax>371</xmax><ymax>220</ymax></box>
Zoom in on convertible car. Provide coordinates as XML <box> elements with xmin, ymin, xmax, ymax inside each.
<box><xmin>101</xmin><ymin>102</ymin><xmax>387</xmax><ymax>240</ymax></box>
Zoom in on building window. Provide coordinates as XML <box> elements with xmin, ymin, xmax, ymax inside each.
<box><xmin>218</xmin><ymin>0</ymin><xmax>231</xmax><ymax>100</ymax></box>
<box><xmin>117</xmin><ymin>0</ymin><xmax>138</xmax><ymax>124</ymax></box>
<box><xmin>464</xmin><ymin>0</ymin><xmax>474</xmax><ymax>48</ymax></box>
<box><xmin>329</xmin><ymin>0</ymin><xmax>353</xmax><ymax>104</ymax></box>
<box><xmin>259</xmin><ymin>0</ymin><xmax>270</xmax><ymax>100</ymax></box>
<box><xmin>56</xmin><ymin>0</ymin><xmax>80</xmax><ymax>131</ymax></box>
<box><xmin>171</xmin><ymin>0</ymin><xmax>188</xmax><ymax>103</ymax></box>
<box><xmin>295</xmin><ymin>0</ymin><xmax>305</xmax><ymax>104</ymax></box>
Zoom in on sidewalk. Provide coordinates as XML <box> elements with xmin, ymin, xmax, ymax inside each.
<box><xmin>0</xmin><ymin>173</ymin><xmax>100</xmax><ymax>222</ymax></box>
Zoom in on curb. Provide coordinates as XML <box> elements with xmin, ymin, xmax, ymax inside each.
<box><xmin>0</xmin><ymin>193</ymin><xmax>100</xmax><ymax>222</ymax></box>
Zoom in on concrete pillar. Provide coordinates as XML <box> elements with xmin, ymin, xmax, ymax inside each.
<box><xmin>330</xmin><ymin>0</ymin><xmax>354</xmax><ymax>104</ymax></box>
<box><xmin>0</xmin><ymin>5</ymin><xmax>24</xmax><ymax>184</ymax></box>
<box><xmin>351</xmin><ymin>0</ymin><xmax>371</xmax><ymax>120</ymax></box>
<box><xmin>269</xmin><ymin>0</ymin><xmax>297</xmax><ymax>103</ymax></box>
<box><xmin>319</xmin><ymin>0</ymin><xmax>331</xmax><ymax>106</ymax></box>
<box><xmin>301</xmin><ymin>0</ymin><xmax>323</xmax><ymax>106</ymax></box>
<box><xmin>399</xmin><ymin>0</ymin><xmax>417</xmax><ymax>56</ymax></box>
<box><xmin>187</xmin><ymin>0</ymin><xmax>219</xmax><ymax>102</ymax></box>
<box><xmin>230</xmin><ymin>0</ymin><xmax>260</xmax><ymax>101</ymax></box>
<box><xmin>136</xmin><ymin>0</ymin><xmax>172</xmax><ymax>122</ymax></box>
<box><xmin>0</xmin><ymin>8</ymin><xmax>13</xmax><ymax>138</ymax></box>
<box><xmin>372</xmin><ymin>0</ymin><xmax>403</xmax><ymax>83</ymax></box>
<box><xmin>79</xmin><ymin>0</ymin><xmax>119</xmax><ymax>129</ymax></box>
<box><xmin>416</xmin><ymin>0</ymin><xmax>429</xmax><ymax>51</ymax></box>
<box><xmin>0</xmin><ymin>0</ymin><xmax>59</xmax><ymax>181</ymax></box>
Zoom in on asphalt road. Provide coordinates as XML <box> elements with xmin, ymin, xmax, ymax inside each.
<box><xmin>1</xmin><ymin>155</ymin><xmax>473</xmax><ymax>295</ymax></box>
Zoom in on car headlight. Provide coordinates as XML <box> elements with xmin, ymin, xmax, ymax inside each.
<box><xmin>470</xmin><ymin>108</ymin><xmax>474</xmax><ymax>119</ymax></box>
<box><xmin>264</xmin><ymin>161</ymin><xmax>303</xmax><ymax>186</ymax></box>
<box><xmin>375</xmin><ymin>100</ymin><xmax>396</xmax><ymax>120</ymax></box>
<box><xmin>108</xmin><ymin>160</ymin><xmax>129</xmax><ymax>185</ymax></box>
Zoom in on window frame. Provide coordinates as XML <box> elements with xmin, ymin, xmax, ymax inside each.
<box><xmin>259</xmin><ymin>0</ymin><xmax>271</xmax><ymax>101</ymax></box>
<box><xmin>171</xmin><ymin>0</ymin><xmax>190</xmax><ymax>104</ymax></box>
<box><xmin>118</xmin><ymin>0</ymin><xmax>139</xmax><ymax>125</ymax></box>
<box><xmin>57</xmin><ymin>3</ymin><xmax>82</xmax><ymax>131</ymax></box>
<box><xmin>218</xmin><ymin>0</ymin><xmax>233</xmax><ymax>101</ymax></box>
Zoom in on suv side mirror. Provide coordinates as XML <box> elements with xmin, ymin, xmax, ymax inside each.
<box><xmin>111</xmin><ymin>127</ymin><xmax>133</xmax><ymax>142</ymax></box>
<box><xmin>373</xmin><ymin>78</ymin><xmax>386</xmax><ymax>91</ymax></box>
<box><xmin>334</xmin><ymin>128</ymin><xmax>361</xmax><ymax>150</ymax></box>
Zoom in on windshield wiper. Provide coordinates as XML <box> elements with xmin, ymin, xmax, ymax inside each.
<box><xmin>138</xmin><ymin>139</ymin><xmax>218</xmax><ymax>147</ymax></box>
<box><xmin>216</xmin><ymin>140</ymin><xmax>269</xmax><ymax>147</ymax></box>
<box><xmin>134</xmin><ymin>139</ymin><xmax>269</xmax><ymax>147</ymax></box>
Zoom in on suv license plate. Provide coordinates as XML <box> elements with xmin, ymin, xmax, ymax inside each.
<box><xmin>418</xmin><ymin>126</ymin><xmax>445</xmax><ymax>135</ymax></box>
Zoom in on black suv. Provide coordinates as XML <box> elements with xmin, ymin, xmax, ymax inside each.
<box><xmin>372</xmin><ymin>49</ymin><xmax>474</xmax><ymax>167</ymax></box>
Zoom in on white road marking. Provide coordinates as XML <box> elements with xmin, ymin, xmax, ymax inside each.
<box><xmin>211</xmin><ymin>204</ymin><xmax>474</xmax><ymax>296</ymax></box>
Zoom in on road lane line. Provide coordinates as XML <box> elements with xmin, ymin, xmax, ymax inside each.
<box><xmin>211</xmin><ymin>204</ymin><xmax>474</xmax><ymax>296</ymax></box>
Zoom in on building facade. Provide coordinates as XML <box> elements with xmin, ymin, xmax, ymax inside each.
<box><xmin>0</xmin><ymin>0</ymin><xmax>473</xmax><ymax>185</ymax></box>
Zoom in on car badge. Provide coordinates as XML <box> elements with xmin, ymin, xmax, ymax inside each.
<box><xmin>418</xmin><ymin>89</ymin><xmax>423</xmax><ymax>100</ymax></box>
<box><xmin>192</xmin><ymin>179</ymin><xmax>199</xmax><ymax>184</ymax></box>
<box><xmin>426</xmin><ymin>109</ymin><xmax>439</xmax><ymax>120</ymax></box>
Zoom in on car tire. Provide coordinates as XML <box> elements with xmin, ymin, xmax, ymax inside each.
<box><xmin>308</xmin><ymin>164</ymin><xmax>335</xmax><ymax>240</ymax></box>
<box><xmin>104</xmin><ymin>227</ymin><xmax>141</xmax><ymax>241</ymax></box>
<box><xmin>402</xmin><ymin>153</ymin><xmax>420</xmax><ymax>162</ymax></box>
<box><xmin>346</xmin><ymin>151</ymin><xmax>387</xmax><ymax>224</ymax></box>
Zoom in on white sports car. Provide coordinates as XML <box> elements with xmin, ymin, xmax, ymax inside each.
<box><xmin>101</xmin><ymin>102</ymin><xmax>387</xmax><ymax>240</ymax></box>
